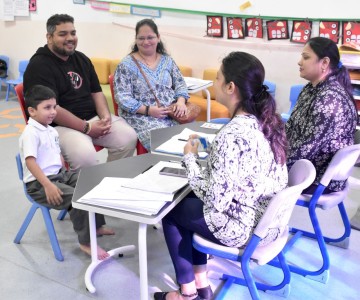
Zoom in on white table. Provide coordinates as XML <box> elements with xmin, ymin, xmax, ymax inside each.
<box><xmin>184</xmin><ymin>77</ymin><xmax>213</xmax><ymax>122</ymax></box>
<box><xmin>72</xmin><ymin>154</ymin><xmax>191</xmax><ymax>300</ymax></box>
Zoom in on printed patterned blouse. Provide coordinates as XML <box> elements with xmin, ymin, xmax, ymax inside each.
<box><xmin>182</xmin><ymin>115</ymin><xmax>288</xmax><ymax>248</ymax></box>
<box><xmin>286</xmin><ymin>75</ymin><xmax>357</xmax><ymax>192</ymax></box>
<box><xmin>114</xmin><ymin>54</ymin><xmax>189</xmax><ymax>150</ymax></box>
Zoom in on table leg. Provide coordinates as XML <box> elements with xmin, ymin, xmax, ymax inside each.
<box><xmin>85</xmin><ymin>211</ymin><xmax>98</xmax><ymax>293</ymax></box>
<box><xmin>138</xmin><ymin>223</ymin><xmax>149</xmax><ymax>300</ymax></box>
<box><xmin>205</xmin><ymin>89</ymin><xmax>211</xmax><ymax>122</ymax></box>
<box><xmin>84</xmin><ymin>212</ymin><xmax>136</xmax><ymax>294</ymax></box>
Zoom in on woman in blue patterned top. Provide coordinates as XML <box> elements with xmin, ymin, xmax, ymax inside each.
<box><xmin>114</xmin><ymin>19</ymin><xmax>189</xmax><ymax>151</ymax></box>
<box><xmin>286</xmin><ymin>37</ymin><xmax>357</xmax><ymax>194</ymax></box>
<box><xmin>154</xmin><ymin>52</ymin><xmax>288</xmax><ymax>300</ymax></box>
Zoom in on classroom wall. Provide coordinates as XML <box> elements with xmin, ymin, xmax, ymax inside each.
<box><xmin>1</xmin><ymin>0</ymin><xmax>345</xmax><ymax>113</ymax></box>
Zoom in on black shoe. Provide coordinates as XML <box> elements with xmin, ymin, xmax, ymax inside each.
<box><xmin>197</xmin><ymin>286</ymin><xmax>213</xmax><ymax>300</ymax></box>
<box><xmin>154</xmin><ymin>291</ymin><xmax>201</xmax><ymax>300</ymax></box>
<box><xmin>154</xmin><ymin>292</ymin><xmax>168</xmax><ymax>300</ymax></box>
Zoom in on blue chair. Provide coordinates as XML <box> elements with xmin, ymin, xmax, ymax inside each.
<box><xmin>14</xmin><ymin>154</ymin><xmax>67</xmax><ymax>261</ymax></box>
<box><xmin>281</xmin><ymin>84</ymin><xmax>304</xmax><ymax>122</ymax></box>
<box><xmin>5</xmin><ymin>59</ymin><xmax>29</xmax><ymax>101</ymax></box>
<box><xmin>193</xmin><ymin>159</ymin><xmax>316</xmax><ymax>300</ymax></box>
<box><xmin>264</xmin><ymin>80</ymin><xmax>276</xmax><ymax>99</ymax></box>
<box><xmin>271</xmin><ymin>144</ymin><xmax>360</xmax><ymax>284</ymax></box>
<box><xmin>0</xmin><ymin>55</ymin><xmax>9</xmax><ymax>93</ymax></box>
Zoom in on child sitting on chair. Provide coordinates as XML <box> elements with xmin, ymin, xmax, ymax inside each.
<box><xmin>19</xmin><ymin>84</ymin><xmax>109</xmax><ymax>260</ymax></box>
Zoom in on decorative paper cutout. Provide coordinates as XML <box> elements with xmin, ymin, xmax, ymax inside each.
<box><xmin>131</xmin><ymin>6</ymin><xmax>161</xmax><ymax>17</ymax></box>
<box><xmin>266</xmin><ymin>20</ymin><xmax>289</xmax><ymax>40</ymax></box>
<box><xmin>227</xmin><ymin>17</ymin><xmax>244</xmax><ymax>39</ymax></box>
<box><xmin>245</xmin><ymin>18</ymin><xmax>263</xmax><ymax>38</ymax></box>
<box><xmin>291</xmin><ymin>21</ymin><xmax>312</xmax><ymax>44</ymax></box>
<box><xmin>207</xmin><ymin>16</ymin><xmax>223</xmax><ymax>38</ymax></box>
<box><xmin>29</xmin><ymin>0</ymin><xmax>36</xmax><ymax>11</ymax></box>
<box><xmin>319</xmin><ymin>21</ymin><xmax>340</xmax><ymax>43</ymax></box>
<box><xmin>342</xmin><ymin>22</ymin><xmax>360</xmax><ymax>45</ymax></box>
<box><xmin>240</xmin><ymin>1</ymin><xmax>252</xmax><ymax>11</ymax></box>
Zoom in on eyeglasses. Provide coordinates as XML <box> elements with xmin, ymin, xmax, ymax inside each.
<box><xmin>136</xmin><ymin>36</ymin><xmax>157</xmax><ymax>42</ymax></box>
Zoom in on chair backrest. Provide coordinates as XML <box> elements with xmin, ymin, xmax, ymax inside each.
<box><xmin>263</xmin><ymin>80</ymin><xmax>276</xmax><ymax>99</ymax></box>
<box><xmin>289</xmin><ymin>84</ymin><xmax>304</xmax><ymax>112</ymax></box>
<box><xmin>18</xmin><ymin>60</ymin><xmax>29</xmax><ymax>80</ymax></box>
<box><xmin>319</xmin><ymin>144</ymin><xmax>360</xmax><ymax>186</ymax></box>
<box><xmin>109</xmin><ymin>74</ymin><xmax>119</xmax><ymax>117</ymax></box>
<box><xmin>15</xmin><ymin>153</ymin><xmax>36</xmax><ymax>204</ymax></box>
<box><xmin>15</xmin><ymin>83</ymin><xmax>29</xmax><ymax>123</ymax></box>
<box><xmin>254</xmin><ymin>159</ymin><xmax>316</xmax><ymax>239</ymax></box>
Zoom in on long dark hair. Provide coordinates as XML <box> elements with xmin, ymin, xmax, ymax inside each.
<box><xmin>131</xmin><ymin>19</ymin><xmax>168</xmax><ymax>55</ymax></box>
<box><xmin>222</xmin><ymin>51</ymin><xmax>287</xmax><ymax>165</ymax></box>
<box><xmin>307</xmin><ymin>37</ymin><xmax>353</xmax><ymax>100</ymax></box>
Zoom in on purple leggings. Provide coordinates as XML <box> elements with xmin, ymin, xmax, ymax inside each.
<box><xmin>161</xmin><ymin>193</ymin><xmax>222</xmax><ymax>284</ymax></box>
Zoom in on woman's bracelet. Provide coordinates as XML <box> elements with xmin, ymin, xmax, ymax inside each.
<box><xmin>145</xmin><ymin>105</ymin><xmax>150</xmax><ymax>116</ymax></box>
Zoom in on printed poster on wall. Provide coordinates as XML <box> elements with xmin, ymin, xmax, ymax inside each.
<box><xmin>342</xmin><ymin>22</ymin><xmax>360</xmax><ymax>45</ymax></box>
<box><xmin>266</xmin><ymin>20</ymin><xmax>289</xmax><ymax>40</ymax></box>
<box><xmin>319</xmin><ymin>21</ymin><xmax>340</xmax><ymax>43</ymax></box>
<box><xmin>207</xmin><ymin>16</ymin><xmax>223</xmax><ymax>37</ymax></box>
<box><xmin>227</xmin><ymin>17</ymin><xmax>244</xmax><ymax>39</ymax></box>
<box><xmin>291</xmin><ymin>21</ymin><xmax>312</xmax><ymax>44</ymax></box>
<box><xmin>245</xmin><ymin>18</ymin><xmax>263</xmax><ymax>38</ymax></box>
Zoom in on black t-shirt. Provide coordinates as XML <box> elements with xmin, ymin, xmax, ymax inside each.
<box><xmin>24</xmin><ymin>45</ymin><xmax>102</xmax><ymax>122</ymax></box>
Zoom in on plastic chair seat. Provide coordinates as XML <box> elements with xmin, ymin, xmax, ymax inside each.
<box><xmin>194</xmin><ymin>226</ymin><xmax>288</xmax><ymax>266</ymax></box>
<box><xmin>300</xmin><ymin>187</ymin><xmax>348</xmax><ymax>210</ymax></box>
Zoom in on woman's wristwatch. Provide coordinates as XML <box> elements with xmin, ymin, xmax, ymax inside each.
<box><xmin>145</xmin><ymin>105</ymin><xmax>150</xmax><ymax>116</ymax></box>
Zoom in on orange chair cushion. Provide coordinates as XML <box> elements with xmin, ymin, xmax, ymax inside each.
<box><xmin>178</xmin><ymin>65</ymin><xmax>192</xmax><ymax>77</ymax></box>
<box><xmin>90</xmin><ymin>58</ymin><xmax>110</xmax><ymax>84</ymax></box>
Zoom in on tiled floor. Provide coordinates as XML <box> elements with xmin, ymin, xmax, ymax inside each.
<box><xmin>1</xmin><ymin>95</ymin><xmax>359</xmax><ymax>300</ymax></box>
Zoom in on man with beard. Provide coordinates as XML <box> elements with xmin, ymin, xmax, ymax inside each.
<box><xmin>24</xmin><ymin>14</ymin><xmax>138</xmax><ymax>238</ymax></box>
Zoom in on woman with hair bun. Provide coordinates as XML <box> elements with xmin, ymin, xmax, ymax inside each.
<box><xmin>155</xmin><ymin>51</ymin><xmax>288</xmax><ymax>300</ymax></box>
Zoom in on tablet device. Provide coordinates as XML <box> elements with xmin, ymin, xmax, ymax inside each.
<box><xmin>159</xmin><ymin>167</ymin><xmax>187</xmax><ymax>178</ymax></box>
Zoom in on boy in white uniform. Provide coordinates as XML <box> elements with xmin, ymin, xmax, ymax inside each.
<box><xmin>19</xmin><ymin>85</ymin><xmax>109</xmax><ymax>260</ymax></box>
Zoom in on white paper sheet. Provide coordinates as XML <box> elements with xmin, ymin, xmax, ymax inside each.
<box><xmin>121</xmin><ymin>161</ymin><xmax>189</xmax><ymax>194</ymax></box>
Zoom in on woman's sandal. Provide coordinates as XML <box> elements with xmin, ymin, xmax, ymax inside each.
<box><xmin>197</xmin><ymin>286</ymin><xmax>213</xmax><ymax>300</ymax></box>
<box><xmin>154</xmin><ymin>289</ymin><xmax>200</xmax><ymax>300</ymax></box>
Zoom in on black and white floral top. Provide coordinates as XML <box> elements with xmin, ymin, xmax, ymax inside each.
<box><xmin>182</xmin><ymin>115</ymin><xmax>288</xmax><ymax>248</ymax></box>
<box><xmin>286</xmin><ymin>75</ymin><xmax>357</xmax><ymax>191</ymax></box>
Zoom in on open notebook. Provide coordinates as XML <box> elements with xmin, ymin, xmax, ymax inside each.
<box><xmin>153</xmin><ymin>128</ymin><xmax>216</xmax><ymax>158</ymax></box>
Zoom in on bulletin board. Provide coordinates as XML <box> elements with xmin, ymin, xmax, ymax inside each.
<box><xmin>100</xmin><ymin>0</ymin><xmax>360</xmax><ymax>20</ymax></box>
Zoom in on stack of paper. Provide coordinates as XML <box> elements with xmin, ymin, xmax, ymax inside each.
<box><xmin>153</xmin><ymin>128</ymin><xmax>216</xmax><ymax>158</ymax></box>
<box><xmin>77</xmin><ymin>161</ymin><xmax>189</xmax><ymax>215</ymax></box>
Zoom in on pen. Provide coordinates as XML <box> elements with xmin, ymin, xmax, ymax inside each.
<box><xmin>168</xmin><ymin>160</ymin><xmax>181</xmax><ymax>164</ymax></box>
<box><xmin>178</xmin><ymin>138</ymin><xmax>188</xmax><ymax>142</ymax></box>
<box><xmin>141</xmin><ymin>165</ymin><xmax>153</xmax><ymax>174</ymax></box>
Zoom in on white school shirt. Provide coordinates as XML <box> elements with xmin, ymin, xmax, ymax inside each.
<box><xmin>19</xmin><ymin>117</ymin><xmax>62</xmax><ymax>183</ymax></box>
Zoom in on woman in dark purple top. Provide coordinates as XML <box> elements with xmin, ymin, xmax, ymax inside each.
<box><xmin>286</xmin><ymin>37</ymin><xmax>358</xmax><ymax>193</ymax></box>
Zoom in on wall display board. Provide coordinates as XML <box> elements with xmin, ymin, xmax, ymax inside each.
<box><xmin>100</xmin><ymin>0</ymin><xmax>360</xmax><ymax>20</ymax></box>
